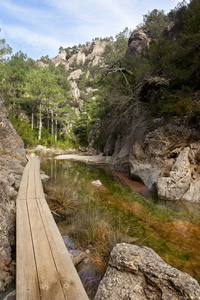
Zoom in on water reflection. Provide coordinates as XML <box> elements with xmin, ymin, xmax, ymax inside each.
<box><xmin>41</xmin><ymin>159</ymin><xmax>200</xmax><ymax>283</ymax></box>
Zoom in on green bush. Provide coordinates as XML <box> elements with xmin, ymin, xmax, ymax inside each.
<box><xmin>9</xmin><ymin>113</ymin><xmax>37</xmax><ymax>147</ymax></box>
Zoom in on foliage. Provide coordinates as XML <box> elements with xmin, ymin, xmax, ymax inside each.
<box><xmin>0</xmin><ymin>29</ymin><xmax>12</xmax><ymax>60</ymax></box>
<box><xmin>9</xmin><ymin>113</ymin><xmax>37</xmax><ymax>147</ymax></box>
<box><xmin>1</xmin><ymin>0</ymin><xmax>200</xmax><ymax>152</ymax></box>
<box><xmin>74</xmin><ymin>95</ymin><xmax>105</xmax><ymax>145</ymax></box>
<box><xmin>143</xmin><ymin>9</ymin><xmax>169</xmax><ymax>39</ymax></box>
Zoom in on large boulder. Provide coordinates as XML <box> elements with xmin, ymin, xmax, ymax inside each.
<box><xmin>0</xmin><ymin>96</ymin><xmax>26</xmax><ymax>292</ymax></box>
<box><xmin>95</xmin><ymin>243</ymin><xmax>200</xmax><ymax>300</ymax></box>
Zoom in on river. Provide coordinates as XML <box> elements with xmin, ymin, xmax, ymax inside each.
<box><xmin>41</xmin><ymin>158</ymin><xmax>200</xmax><ymax>285</ymax></box>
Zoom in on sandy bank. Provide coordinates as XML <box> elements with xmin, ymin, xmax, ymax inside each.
<box><xmin>55</xmin><ymin>154</ymin><xmax>112</xmax><ymax>164</ymax></box>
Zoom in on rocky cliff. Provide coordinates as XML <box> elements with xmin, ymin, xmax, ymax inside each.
<box><xmin>102</xmin><ymin>19</ymin><xmax>200</xmax><ymax>203</ymax></box>
<box><xmin>106</xmin><ymin>103</ymin><xmax>200</xmax><ymax>202</ymax></box>
<box><xmin>38</xmin><ymin>39</ymin><xmax>110</xmax><ymax>109</ymax></box>
<box><xmin>0</xmin><ymin>96</ymin><xmax>26</xmax><ymax>293</ymax></box>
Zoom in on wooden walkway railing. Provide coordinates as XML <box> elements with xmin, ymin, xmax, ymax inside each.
<box><xmin>16</xmin><ymin>156</ymin><xmax>89</xmax><ymax>300</ymax></box>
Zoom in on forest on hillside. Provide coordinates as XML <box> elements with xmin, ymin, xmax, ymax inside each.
<box><xmin>0</xmin><ymin>0</ymin><xmax>200</xmax><ymax>150</ymax></box>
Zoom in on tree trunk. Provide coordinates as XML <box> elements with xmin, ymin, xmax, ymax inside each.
<box><xmin>47</xmin><ymin>112</ymin><xmax>50</xmax><ymax>131</ymax></box>
<box><xmin>38</xmin><ymin>102</ymin><xmax>42</xmax><ymax>140</ymax></box>
<box><xmin>51</xmin><ymin>110</ymin><xmax>54</xmax><ymax>140</ymax></box>
<box><xmin>55</xmin><ymin>113</ymin><xmax>58</xmax><ymax>142</ymax></box>
<box><xmin>31</xmin><ymin>110</ymin><xmax>34</xmax><ymax>130</ymax></box>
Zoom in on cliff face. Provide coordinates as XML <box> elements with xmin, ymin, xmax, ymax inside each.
<box><xmin>127</xmin><ymin>26</ymin><xmax>151</xmax><ymax>56</ymax></box>
<box><xmin>0</xmin><ymin>96</ymin><xmax>26</xmax><ymax>292</ymax></box>
<box><xmin>105</xmin><ymin>93</ymin><xmax>200</xmax><ymax>203</ymax></box>
<box><xmin>38</xmin><ymin>39</ymin><xmax>110</xmax><ymax>110</ymax></box>
<box><xmin>102</xmin><ymin>17</ymin><xmax>200</xmax><ymax>203</ymax></box>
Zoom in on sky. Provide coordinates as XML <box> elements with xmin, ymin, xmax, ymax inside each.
<box><xmin>0</xmin><ymin>0</ymin><xmax>182</xmax><ymax>61</ymax></box>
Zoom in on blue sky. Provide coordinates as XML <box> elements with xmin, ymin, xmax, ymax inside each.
<box><xmin>0</xmin><ymin>0</ymin><xmax>182</xmax><ymax>60</ymax></box>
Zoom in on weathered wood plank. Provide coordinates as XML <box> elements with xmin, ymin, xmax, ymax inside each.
<box><xmin>27</xmin><ymin>197</ymin><xmax>65</xmax><ymax>300</ymax></box>
<box><xmin>16</xmin><ymin>156</ymin><xmax>89</xmax><ymax>300</ymax></box>
<box><xmin>16</xmin><ymin>198</ymin><xmax>40</xmax><ymax>300</ymax></box>
<box><xmin>27</xmin><ymin>168</ymin><xmax>36</xmax><ymax>199</ymax></box>
<box><xmin>34</xmin><ymin>158</ymin><xmax>45</xmax><ymax>199</ymax></box>
<box><xmin>37</xmin><ymin>197</ymin><xmax>89</xmax><ymax>300</ymax></box>
<box><xmin>17</xmin><ymin>157</ymin><xmax>32</xmax><ymax>199</ymax></box>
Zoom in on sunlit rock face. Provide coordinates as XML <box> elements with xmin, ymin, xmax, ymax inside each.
<box><xmin>95</xmin><ymin>243</ymin><xmax>200</xmax><ymax>300</ymax></box>
<box><xmin>127</xmin><ymin>26</ymin><xmax>151</xmax><ymax>56</ymax></box>
<box><xmin>0</xmin><ymin>95</ymin><xmax>26</xmax><ymax>292</ymax></box>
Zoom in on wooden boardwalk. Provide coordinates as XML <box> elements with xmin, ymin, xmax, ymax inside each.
<box><xmin>16</xmin><ymin>156</ymin><xmax>89</xmax><ymax>300</ymax></box>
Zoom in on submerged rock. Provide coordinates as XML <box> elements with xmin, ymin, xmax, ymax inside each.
<box><xmin>95</xmin><ymin>243</ymin><xmax>200</xmax><ymax>300</ymax></box>
<box><xmin>91</xmin><ymin>180</ymin><xmax>102</xmax><ymax>186</ymax></box>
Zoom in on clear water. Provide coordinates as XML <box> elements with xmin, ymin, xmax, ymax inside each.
<box><xmin>41</xmin><ymin>159</ymin><xmax>200</xmax><ymax>283</ymax></box>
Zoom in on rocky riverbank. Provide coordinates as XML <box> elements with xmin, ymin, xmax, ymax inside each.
<box><xmin>105</xmin><ymin>116</ymin><xmax>200</xmax><ymax>203</ymax></box>
<box><xmin>0</xmin><ymin>96</ymin><xmax>26</xmax><ymax>294</ymax></box>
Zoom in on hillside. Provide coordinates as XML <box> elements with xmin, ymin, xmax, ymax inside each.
<box><xmin>0</xmin><ymin>0</ymin><xmax>200</xmax><ymax>203</ymax></box>
<box><xmin>1</xmin><ymin>0</ymin><xmax>200</xmax><ymax>296</ymax></box>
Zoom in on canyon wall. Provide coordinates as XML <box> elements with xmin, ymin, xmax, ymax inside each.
<box><xmin>0</xmin><ymin>96</ymin><xmax>26</xmax><ymax>292</ymax></box>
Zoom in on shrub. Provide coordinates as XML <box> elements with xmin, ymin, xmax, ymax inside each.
<box><xmin>45</xmin><ymin>183</ymin><xmax>78</xmax><ymax>218</ymax></box>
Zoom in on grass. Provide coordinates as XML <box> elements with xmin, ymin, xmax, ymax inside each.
<box><xmin>44</xmin><ymin>183</ymin><xmax>78</xmax><ymax>218</ymax></box>
<box><xmin>69</xmin><ymin>206</ymin><xmax>131</xmax><ymax>274</ymax></box>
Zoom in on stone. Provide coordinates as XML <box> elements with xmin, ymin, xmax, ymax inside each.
<box><xmin>109</xmin><ymin>115</ymin><xmax>200</xmax><ymax>202</ymax></box>
<box><xmin>0</xmin><ymin>95</ymin><xmax>26</xmax><ymax>292</ymax></box>
<box><xmin>68</xmin><ymin>69</ymin><xmax>83</xmax><ymax>81</ymax></box>
<box><xmin>70</xmin><ymin>81</ymin><xmax>81</xmax><ymax>102</ymax></box>
<box><xmin>87</xmin><ymin>40</ymin><xmax>107</xmax><ymax>59</ymax></box>
<box><xmin>95</xmin><ymin>243</ymin><xmax>200</xmax><ymax>300</ymax></box>
<box><xmin>58</xmin><ymin>49</ymin><xmax>67</xmax><ymax>60</ymax></box>
<box><xmin>127</xmin><ymin>26</ymin><xmax>151</xmax><ymax>57</ymax></box>
<box><xmin>157</xmin><ymin>147</ymin><xmax>191</xmax><ymax>200</ymax></box>
<box><xmin>91</xmin><ymin>180</ymin><xmax>102</xmax><ymax>186</ymax></box>
<box><xmin>92</xmin><ymin>55</ymin><xmax>101</xmax><ymax>66</ymax></box>
<box><xmin>77</xmin><ymin>51</ymin><xmax>86</xmax><ymax>65</ymax></box>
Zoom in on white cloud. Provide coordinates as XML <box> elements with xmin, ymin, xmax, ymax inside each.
<box><xmin>1</xmin><ymin>0</ymin><xmax>184</xmax><ymax>60</ymax></box>
<box><xmin>3</xmin><ymin>25</ymin><xmax>65</xmax><ymax>58</ymax></box>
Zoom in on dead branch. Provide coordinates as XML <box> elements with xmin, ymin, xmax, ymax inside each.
<box><xmin>98</xmin><ymin>67</ymin><xmax>133</xmax><ymax>83</ymax></box>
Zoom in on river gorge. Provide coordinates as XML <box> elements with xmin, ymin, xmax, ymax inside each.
<box><xmin>41</xmin><ymin>158</ymin><xmax>200</xmax><ymax>287</ymax></box>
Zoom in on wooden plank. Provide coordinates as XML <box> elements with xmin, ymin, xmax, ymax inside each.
<box><xmin>16</xmin><ymin>198</ymin><xmax>41</xmax><ymax>300</ymax></box>
<box><xmin>27</xmin><ymin>197</ymin><xmax>65</xmax><ymax>300</ymax></box>
<box><xmin>16</xmin><ymin>156</ymin><xmax>89</xmax><ymax>300</ymax></box>
<box><xmin>27</xmin><ymin>168</ymin><xmax>36</xmax><ymax>199</ymax></box>
<box><xmin>37</xmin><ymin>197</ymin><xmax>89</xmax><ymax>300</ymax></box>
<box><xmin>34</xmin><ymin>158</ymin><xmax>45</xmax><ymax>199</ymax></box>
<box><xmin>17</xmin><ymin>157</ymin><xmax>33</xmax><ymax>199</ymax></box>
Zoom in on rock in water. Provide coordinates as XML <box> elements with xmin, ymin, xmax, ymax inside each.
<box><xmin>91</xmin><ymin>180</ymin><xmax>102</xmax><ymax>186</ymax></box>
<box><xmin>0</xmin><ymin>95</ymin><xmax>26</xmax><ymax>292</ymax></box>
<box><xmin>95</xmin><ymin>243</ymin><xmax>200</xmax><ymax>300</ymax></box>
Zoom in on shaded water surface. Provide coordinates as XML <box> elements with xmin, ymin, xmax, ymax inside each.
<box><xmin>41</xmin><ymin>159</ymin><xmax>200</xmax><ymax>283</ymax></box>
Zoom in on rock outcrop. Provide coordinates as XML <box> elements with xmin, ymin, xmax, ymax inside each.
<box><xmin>127</xmin><ymin>26</ymin><xmax>151</xmax><ymax>56</ymax></box>
<box><xmin>0</xmin><ymin>96</ymin><xmax>26</xmax><ymax>292</ymax></box>
<box><xmin>95</xmin><ymin>243</ymin><xmax>200</xmax><ymax>300</ymax></box>
<box><xmin>109</xmin><ymin>116</ymin><xmax>200</xmax><ymax>202</ymax></box>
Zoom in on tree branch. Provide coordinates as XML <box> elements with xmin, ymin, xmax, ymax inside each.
<box><xmin>98</xmin><ymin>67</ymin><xmax>133</xmax><ymax>82</ymax></box>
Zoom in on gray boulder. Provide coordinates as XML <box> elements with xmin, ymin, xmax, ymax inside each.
<box><xmin>95</xmin><ymin>243</ymin><xmax>200</xmax><ymax>300</ymax></box>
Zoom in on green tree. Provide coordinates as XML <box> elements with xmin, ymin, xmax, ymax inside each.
<box><xmin>0</xmin><ymin>29</ymin><xmax>12</xmax><ymax>61</ymax></box>
<box><xmin>143</xmin><ymin>9</ymin><xmax>169</xmax><ymax>39</ymax></box>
